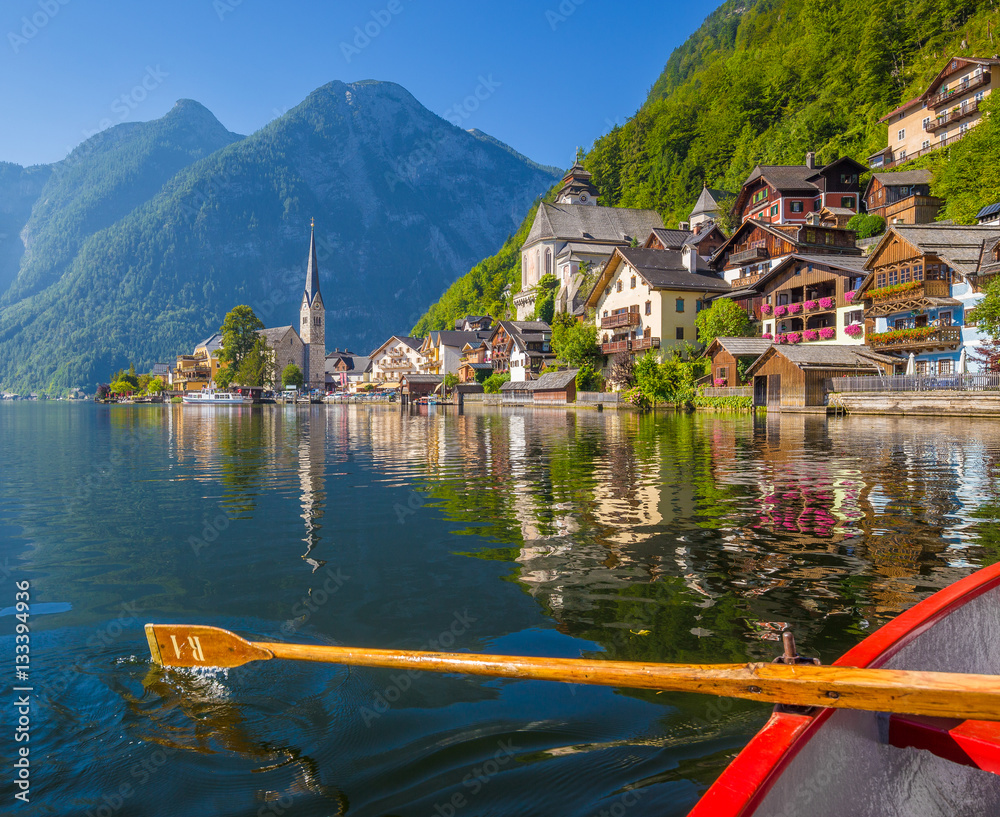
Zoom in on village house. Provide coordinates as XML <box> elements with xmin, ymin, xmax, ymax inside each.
<box><xmin>710</xmin><ymin>220</ymin><xmax>863</xmax><ymax>320</ymax></box>
<box><xmin>750</xmin><ymin>254</ymin><xmax>868</xmax><ymax>344</ymax></box>
<box><xmin>515</xmin><ymin>162</ymin><xmax>664</xmax><ymax>319</ymax></box>
<box><xmin>745</xmin><ymin>345</ymin><xmax>899</xmax><ymax>411</ymax></box>
<box><xmin>452</xmin><ymin>315</ymin><xmax>493</xmax><ymax>332</ymax></box>
<box><xmin>703</xmin><ymin>337</ymin><xmax>774</xmax><ymax>387</ymax></box>
<box><xmin>458</xmin><ymin>340</ymin><xmax>493</xmax><ymax>384</ymax></box>
<box><xmin>977</xmin><ymin>202</ymin><xmax>1000</xmax><ymax>227</ymax></box>
<box><xmin>731</xmin><ymin>154</ymin><xmax>866</xmax><ymax>226</ymax></box>
<box><xmin>862</xmin><ymin>169</ymin><xmax>942</xmax><ymax>226</ymax></box>
<box><xmin>418</xmin><ymin>329</ymin><xmax>494</xmax><ymax>377</ymax></box>
<box><xmin>857</xmin><ymin>224</ymin><xmax>1000</xmax><ymax>374</ymax></box>
<box><xmin>585</xmin><ymin>247</ymin><xmax>730</xmax><ymax>360</ymax></box>
<box><xmin>869</xmin><ymin>57</ymin><xmax>998</xmax><ymax>170</ymax></box>
<box><xmin>499</xmin><ymin>369</ymin><xmax>578</xmax><ymax>403</ymax></box>
<box><xmin>487</xmin><ymin>321</ymin><xmax>555</xmax><ymax>381</ymax></box>
<box><xmin>400</xmin><ymin>373</ymin><xmax>444</xmax><ymax>401</ymax></box>
<box><xmin>369</xmin><ymin>336</ymin><xmax>424</xmax><ymax>383</ymax></box>
<box><xmin>171</xmin><ymin>333</ymin><xmax>223</xmax><ymax>392</ymax></box>
<box><xmin>688</xmin><ymin>186</ymin><xmax>732</xmax><ymax>229</ymax></box>
<box><xmin>644</xmin><ymin>224</ymin><xmax>727</xmax><ymax>259</ymax></box>
<box><xmin>325</xmin><ymin>349</ymin><xmax>371</xmax><ymax>391</ymax></box>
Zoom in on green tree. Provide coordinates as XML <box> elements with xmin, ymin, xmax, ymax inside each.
<box><xmin>218</xmin><ymin>305</ymin><xmax>265</xmax><ymax>376</ymax></box>
<box><xmin>147</xmin><ymin>376</ymin><xmax>164</xmax><ymax>394</ymax></box>
<box><xmin>233</xmin><ymin>337</ymin><xmax>273</xmax><ymax>388</ymax></box>
<box><xmin>282</xmin><ymin>363</ymin><xmax>304</xmax><ymax>390</ymax></box>
<box><xmin>443</xmin><ymin>372</ymin><xmax>459</xmax><ymax>395</ymax></box>
<box><xmin>845</xmin><ymin>213</ymin><xmax>886</xmax><ymax>240</ymax></box>
<box><xmin>968</xmin><ymin>277</ymin><xmax>1000</xmax><ymax>342</ymax></box>
<box><xmin>575</xmin><ymin>361</ymin><xmax>604</xmax><ymax>392</ymax></box>
<box><xmin>533</xmin><ymin>273</ymin><xmax>559</xmax><ymax>323</ymax></box>
<box><xmin>552</xmin><ymin>316</ymin><xmax>601</xmax><ymax>366</ymax></box>
<box><xmin>483</xmin><ymin>372</ymin><xmax>510</xmax><ymax>393</ymax></box>
<box><xmin>695</xmin><ymin>298</ymin><xmax>753</xmax><ymax>346</ymax></box>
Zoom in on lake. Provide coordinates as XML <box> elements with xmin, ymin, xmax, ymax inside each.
<box><xmin>1</xmin><ymin>402</ymin><xmax>998</xmax><ymax>816</ymax></box>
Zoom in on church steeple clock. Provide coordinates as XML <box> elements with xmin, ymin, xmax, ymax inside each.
<box><xmin>300</xmin><ymin>218</ymin><xmax>326</xmax><ymax>390</ymax></box>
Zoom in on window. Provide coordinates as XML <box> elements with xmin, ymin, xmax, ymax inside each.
<box><xmin>900</xmin><ymin>266</ymin><xmax>911</xmax><ymax>283</ymax></box>
<box><xmin>790</xmin><ymin>201</ymin><xmax>803</xmax><ymax>213</ymax></box>
<box><xmin>676</xmin><ymin>298</ymin><xmax>685</xmax><ymax>313</ymax></box>
<box><xmin>813</xmin><ymin>199</ymin><xmax>821</xmax><ymax>211</ymax></box>
<box><xmin>630</xmin><ymin>275</ymin><xmax>636</xmax><ymax>289</ymax></box>
<box><xmin>922</xmin><ymin>140</ymin><xmax>930</xmax><ymax>150</ymax></box>
<box><xmin>545</xmin><ymin>248</ymin><xmax>552</xmax><ymax>276</ymax></box>
<box><xmin>605</xmin><ymin>286</ymin><xmax>611</xmax><ymax>297</ymax></box>
<box><xmin>718</xmin><ymin>366</ymin><xmax>728</xmax><ymax>382</ymax></box>
<box><xmin>696</xmin><ymin>299</ymin><xmax>705</xmax><ymax>312</ymax></box>
<box><xmin>940</xmin><ymin>132</ymin><xmax>948</xmax><ymax>144</ymax></box>
<box><xmin>889</xmin><ymin>268</ymin><xmax>900</xmax><ymax>286</ymax></box>
<box><xmin>603</xmin><ymin>310</ymin><xmax>608</xmax><ymax>317</ymax></box>
<box><xmin>976</xmin><ymin>91</ymin><xmax>985</xmax><ymax>102</ymax></box>
<box><xmin>842</xmin><ymin>196</ymin><xmax>855</xmax><ymax>209</ymax></box>
<box><xmin>313</xmin><ymin>317</ymin><xmax>321</xmax><ymax>326</ymax></box>
<box><xmin>676</xmin><ymin>327</ymin><xmax>684</xmax><ymax>340</ymax></box>
<box><xmin>939</xmin><ymin>311</ymin><xmax>952</xmax><ymax>326</ymax></box>
<box><xmin>645</xmin><ymin>300</ymin><xmax>651</xmax><ymax>315</ymax></box>
<box><xmin>876</xmin><ymin>273</ymin><xmax>887</xmax><ymax>288</ymax></box>
<box><xmin>938</xmin><ymin>359</ymin><xmax>954</xmax><ymax>375</ymax></box>
<box><xmin>617</xmin><ymin>280</ymin><xmax>623</xmax><ymax>293</ymax></box>
<box><xmin>913</xmin><ymin>263</ymin><xmax>924</xmax><ymax>281</ymax></box>
<box><xmin>961</xmin><ymin>123</ymin><xmax>969</xmax><ymax>134</ymax></box>
<box><xmin>846</xmin><ymin>310</ymin><xmax>863</xmax><ymax>325</ymax></box>
<box><xmin>840</xmin><ymin>173</ymin><xmax>858</xmax><ymax>186</ymax></box>
<box><xmin>898</xmin><ymin>128</ymin><xmax>906</xmax><ymax>141</ymax></box>
<box><xmin>915</xmin><ymin>360</ymin><xmax>929</xmax><ymax>375</ymax></box>
<box><xmin>922</xmin><ymin>117</ymin><xmax>931</xmax><ymax>130</ymax></box>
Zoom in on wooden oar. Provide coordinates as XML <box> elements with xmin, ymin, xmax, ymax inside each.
<box><xmin>145</xmin><ymin>623</ymin><xmax>1000</xmax><ymax>721</ymax></box>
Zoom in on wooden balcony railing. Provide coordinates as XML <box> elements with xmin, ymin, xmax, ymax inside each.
<box><xmin>631</xmin><ymin>337</ymin><xmax>661</xmax><ymax>352</ymax></box>
<box><xmin>730</xmin><ymin>246</ymin><xmax>768</xmax><ymax>265</ymax></box>
<box><xmin>866</xmin><ymin>325</ymin><xmax>962</xmax><ymax>352</ymax></box>
<box><xmin>926</xmin><ymin>99</ymin><xmax>980</xmax><ymax>133</ymax></box>
<box><xmin>602</xmin><ymin>340</ymin><xmax>631</xmax><ymax>354</ymax></box>
<box><xmin>601</xmin><ymin>312</ymin><xmax>641</xmax><ymax>329</ymax></box>
<box><xmin>927</xmin><ymin>71</ymin><xmax>989</xmax><ymax>108</ymax></box>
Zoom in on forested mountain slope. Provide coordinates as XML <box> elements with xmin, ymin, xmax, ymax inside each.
<box><xmin>413</xmin><ymin>0</ymin><xmax>1000</xmax><ymax>334</ymax></box>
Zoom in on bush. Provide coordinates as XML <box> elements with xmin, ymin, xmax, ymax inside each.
<box><xmin>575</xmin><ymin>361</ymin><xmax>604</xmax><ymax>392</ymax></box>
<box><xmin>846</xmin><ymin>213</ymin><xmax>886</xmax><ymax>240</ymax></box>
<box><xmin>693</xmin><ymin>395</ymin><xmax>754</xmax><ymax>411</ymax></box>
<box><xmin>483</xmin><ymin>372</ymin><xmax>510</xmax><ymax>393</ymax></box>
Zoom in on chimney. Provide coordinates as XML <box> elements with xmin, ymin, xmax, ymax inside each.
<box><xmin>693</xmin><ymin>222</ymin><xmax>704</xmax><ymax>236</ymax></box>
<box><xmin>682</xmin><ymin>245</ymin><xmax>700</xmax><ymax>272</ymax></box>
<box><xmin>806</xmin><ymin>151</ymin><xmax>816</xmax><ymax>170</ymax></box>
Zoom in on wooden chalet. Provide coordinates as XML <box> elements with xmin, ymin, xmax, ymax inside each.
<box><xmin>856</xmin><ymin>225</ymin><xmax>1000</xmax><ymax>372</ymax></box>
<box><xmin>486</xmin><ymin>321</ymin><xmax>554</xmax><ymax>381</ymax></box>
<box><xmin>710</xmin><ymin>221</ymin><xmax>862</xmax><ymax>319</ymax></box>
<box><xmin>703</xmin><ymin>337</ymin><xmax>773</xmax><ymax>386</ymax></box>
<box><xmin>644</xmin><ymin>224</ymin><xmax>727</xmax><ymax>258</ymax></box>
<box><xmin>746</xmin><ymin>254</ymin><xmax>868</xmax><ymax>344</ymax></box>
<box><xmin>745</xmin><ymin>345</ymin><xmax>898</xmax><ymax>410</ymax></box>
<box><xmin>862</xmin><ymin>170</ymin><xmax>942</xmax><ymax>226</ymax></box>
<box><xmin>458</xmin><ymin>340</ymin><xmax>492</xmax><ymax>384</ymax></box>
<box><xmin>499</xmin><ymin>369</ymin><xmax>578</xmax><ymax>403</ymax></box>
<box><xmin>400</xmin><ymin>373</ymin><xmax>443</xmax><ymax>400</ymax></box>
<box><xmin>732</xmin><ymin>155</ymin><xmax>865</xmax><ymax>226</ymax></box>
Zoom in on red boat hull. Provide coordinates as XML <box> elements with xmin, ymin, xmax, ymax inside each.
<box><xmin>692</xmin><ymin>561</ymin><xmax>1000</xmax><ymax>817</ymax></box>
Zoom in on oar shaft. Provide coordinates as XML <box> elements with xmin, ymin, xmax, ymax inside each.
<box><xmin>258</xmin><ymin>641</ymin><xmax>1000</xmax><ymax>721</ymax></box>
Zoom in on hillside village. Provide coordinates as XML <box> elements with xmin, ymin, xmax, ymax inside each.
<box><xmin>54</xmin><ymin>54</ymin><xmax>1000</xmax><ymax>413</ymax></box>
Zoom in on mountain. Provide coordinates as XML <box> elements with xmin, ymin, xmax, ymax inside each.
<box><xmin>0</xmin><ymin>162</ymin><xmax>50</xmax><ymax>296</ymax></box>
<box><xmin>413</xmin><ymin>0</ymin><xmax>1000</xmax><ymax>332</ymax></box>
<box><xmin>0</xmin><ymin>82</ymin><xmax>560</xmax><ymax>393</ymax></box>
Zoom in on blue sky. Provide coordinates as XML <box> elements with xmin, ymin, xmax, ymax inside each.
<box><xmin>2</xmin><ymin>0</ymin><xmax>721</xmax><ymax>169</ymax></box>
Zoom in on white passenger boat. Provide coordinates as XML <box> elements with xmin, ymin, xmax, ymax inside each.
<box><xmin>182</xmin><ymin>389</ymin><xmax>246</xmax><ymax>405</ymax></box>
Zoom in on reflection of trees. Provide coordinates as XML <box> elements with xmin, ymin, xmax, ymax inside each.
<box><xmin>216</xmin><ymin>409</ymin><xmax>269</xmax><ymax>517</ymax></box>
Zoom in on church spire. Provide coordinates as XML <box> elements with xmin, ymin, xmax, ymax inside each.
<box><xmin>304</xmin><ymin>217</ymin><xmax>322</xmax><ymax>306</ymax></box>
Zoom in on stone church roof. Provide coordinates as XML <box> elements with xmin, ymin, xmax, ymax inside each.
<box><xmin>524</xmin><ymin>202</ymin><xmax>664</xmax><ymax>249</ymax></box>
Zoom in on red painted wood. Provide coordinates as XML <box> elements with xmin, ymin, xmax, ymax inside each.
<box><xmin>889</xmin><ymin>714</ymin><xmax>1000</xmax><ymax>774</ymax></box>
<box><xmin>690</xmin><ymin>561</ymin><xmax>1000</xmax><ymax>817</ymax></box>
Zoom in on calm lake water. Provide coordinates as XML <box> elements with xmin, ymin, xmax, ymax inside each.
<box><xmin>1</xmin><ymin>402</ymin><xmax>999</xmax><ymax>816</ymax></box>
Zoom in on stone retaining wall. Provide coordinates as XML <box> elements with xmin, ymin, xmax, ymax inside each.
<box><xmin>833</xmin><ymin>391</ymin><xmax>1000</xmax><ymax>416</ymax></box>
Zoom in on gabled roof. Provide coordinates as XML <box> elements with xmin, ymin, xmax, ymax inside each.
<box><xmin>196</xmin><ymin>332</ymin><xmax>223</xmax><ymax>354</ymax></box>
<box><xmin>487</xmin><ymin>320</ymin><xmax>552</xmax><ymax>349</ymax></box>
<box><xmin>523</xmin><ymin>202</ymin><xmax>664</xmax><ymax>248</ymax></box>
<box><xmin>585</xmin><ymin>248</ymin><xmax>729</xmax><ymax>308</ymax></box>
<box><xmin>977</xmin><ymin>202</ymin><xmax>1000</xmax><ymax>222</ymax></box>
<box><xmin>433</xmin><ymin>330</ymin><xmax>492</xmax><ymax>349</ymax></box>
<box><xmin>712</xmin><ymin>220</ymin><xmax>861</xmax><ymax>270</ymax></box>
<box><xmin>922</xmin><ymin>56</ymin><xmax>1000</xmax><ymax>100</ymax></box>
<box><xmin>750</xmin><ymin>253</ymin><xmax>868</xmax><ymax>295</ymax></box>
<box><xmin>324</xmin><ymin>354</ymin><xmax>370</xmax><ymax>374</ymax></box>
<box><xmin>863</xmin><ymin>169</ymin><xmax>934</xmax><ymax>201</ymax></box>
<box><xmin>979</xmin><ymin>237</ymin><xmax>1000</xmax><ymax>278</ymax></box>
<box><xmin>401</xmin><ymin>373</ymin><xmax>443</xmax><ymax>385</ymax></box>
<box><xmin>369</xmin><ymin>335</ymin><xmax>422</xmax><ymax>357</ymax></box>
<box><xmin>646</xmin><ymin>227</ymin><xmax>693</xmax><ymax>249</ymax></box>
<box><xmin>878</xmin><ymin>95</ymin><xmax>924</xmax><ymax>123</ymax></box>
<box><xmin>745</xmin><ymin>345</ymin><xmax>899</xmax><ymax>377</ymax></box>
<box><xmin>704</xmin><ymin>337</ymin><xmax>774</xmax><ymax>359</ymax></box>
<box><xmin>500</xmin><ymin>369</ymin><xmax>578</xmax><ymax>391</ymax></box>
<box><xmin>257</xmin><ymin>326</ymin><xmax>298</xmax><ymax>345</ymax></box>
<box><xmin>744</xmin><ymin>165</ymin><xmax>818</xmax><ymax>193</ymax></box>
<box><xmin>862</xmin><ymin>224</ymin><xmax>1000</xmax><ymax>277</ymax></box>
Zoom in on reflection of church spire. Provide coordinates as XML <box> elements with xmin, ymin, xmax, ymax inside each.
<box><xmin>298</xmin><ymin>418</ymin><xmax>326</xmax><ymax>572</ymax></box>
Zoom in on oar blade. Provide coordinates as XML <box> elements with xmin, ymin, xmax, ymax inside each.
<box><xmin>145</xmin><ymin>624</ymin><xmax>274</xmax><ymax>668</ymax></box>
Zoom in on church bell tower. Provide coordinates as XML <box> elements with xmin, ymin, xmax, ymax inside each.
<box><xmin>300</xmin><ymin>219</ymin><xmax>326</xmax><ymax>391</ymax></box>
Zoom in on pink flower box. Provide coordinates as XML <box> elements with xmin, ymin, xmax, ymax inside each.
<box><xmin>788</xmin><ymin>303</ymin><xmax>802</xmax><ymax>315</ymax></box>
<box><xmin>803</xmin><ymin>329</ymin><xmax>819</xmax><ymax>341</ymax></box>
<box><xmin>761</xmin><ymin>304</ymin><xmax>773</xmax><ymax>315</ymax></box>
<box><xmin>775</xmin><ymin>333</ymin><xmax>787</xmax><ymax>344</ymax></box>
<box><xmin>844</xmin><ymin>290</ymin><xmax>856</xmax><ymax>303</ymax></box>
<box><xmin>787</xmin><ymin>332</ymin><xmax>802</xmax><ymax>344</ymax></box>
<box><xmin>762</xmin><ymin>333</ymin><xmax>773</xmax><ymax>340</ymax></box>
<box><xmin>803</xmin><ymin>299</ymin><xmax>818</xmax><ymax>311</ymax></box>
<box><xmin>713</xmin><ymin>378</ymin><xmax>727</xmax><ymax>387</ymax></box>
<box><xmin>774</xmin><ymin>305</ymin><xmax>788</xmax><ymax>317</ymax></box>
<box><xmin>819</xmin><ymin>327</ymin><xmax>836</xmax><ymax>340</ymax></box>
<box><xmin>844</xmin><ymin>323</ymin><xmax>863</xmax><ymax>338</ymax></box>
<box><xmin>819</xmin><ymin>297</ymin><xmax>835</xmax><ymax>309</ymax></box>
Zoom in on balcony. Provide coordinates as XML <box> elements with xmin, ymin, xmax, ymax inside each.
<box><xmin>864</xmin><ymin>279</ymin><xmax>951</xmax><ymax>316</ymax></box>
<box><xmin>602</xmin><ymin>340</ymin><xmax>631</xmax><ymax>354</ymax></box>
<box><xmin>730</xmin><ymin>246</ymin><xmax>768</xmax><ymax>265</ymax></box>
<box><xmin>631</xmin><ymin>336</ymin><xmax>661</xmax><ymax>352</ymax></box>
<box><xmin>867</xmin><ymin>325</ymin><xmax>962</xmax><ymax>352</ymax></box>
<box><xmin>925</xmin><ymin>99</ymin><xmax>980</xmax><ymax>133</ymax></box>
<box><xmin>927</xmin><ymin>71</ymin><xmax>989</xmax><ymax>108</ymax></box>
<box><xmin>601</xmin><ymin>312</ymin><xmax>641</xmax><ymax>329</ymax></box>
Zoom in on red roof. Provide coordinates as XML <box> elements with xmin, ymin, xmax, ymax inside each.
<box><xmin>878</xmin><ymin>95</ymin><xmax>923</xmax><ymax>123</ymax></box>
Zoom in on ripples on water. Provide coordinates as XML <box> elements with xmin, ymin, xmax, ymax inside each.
<box><xmin>1</xmin><ymin>403</ymin><xmax>999</xmax><ymax>816</ymax></box>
